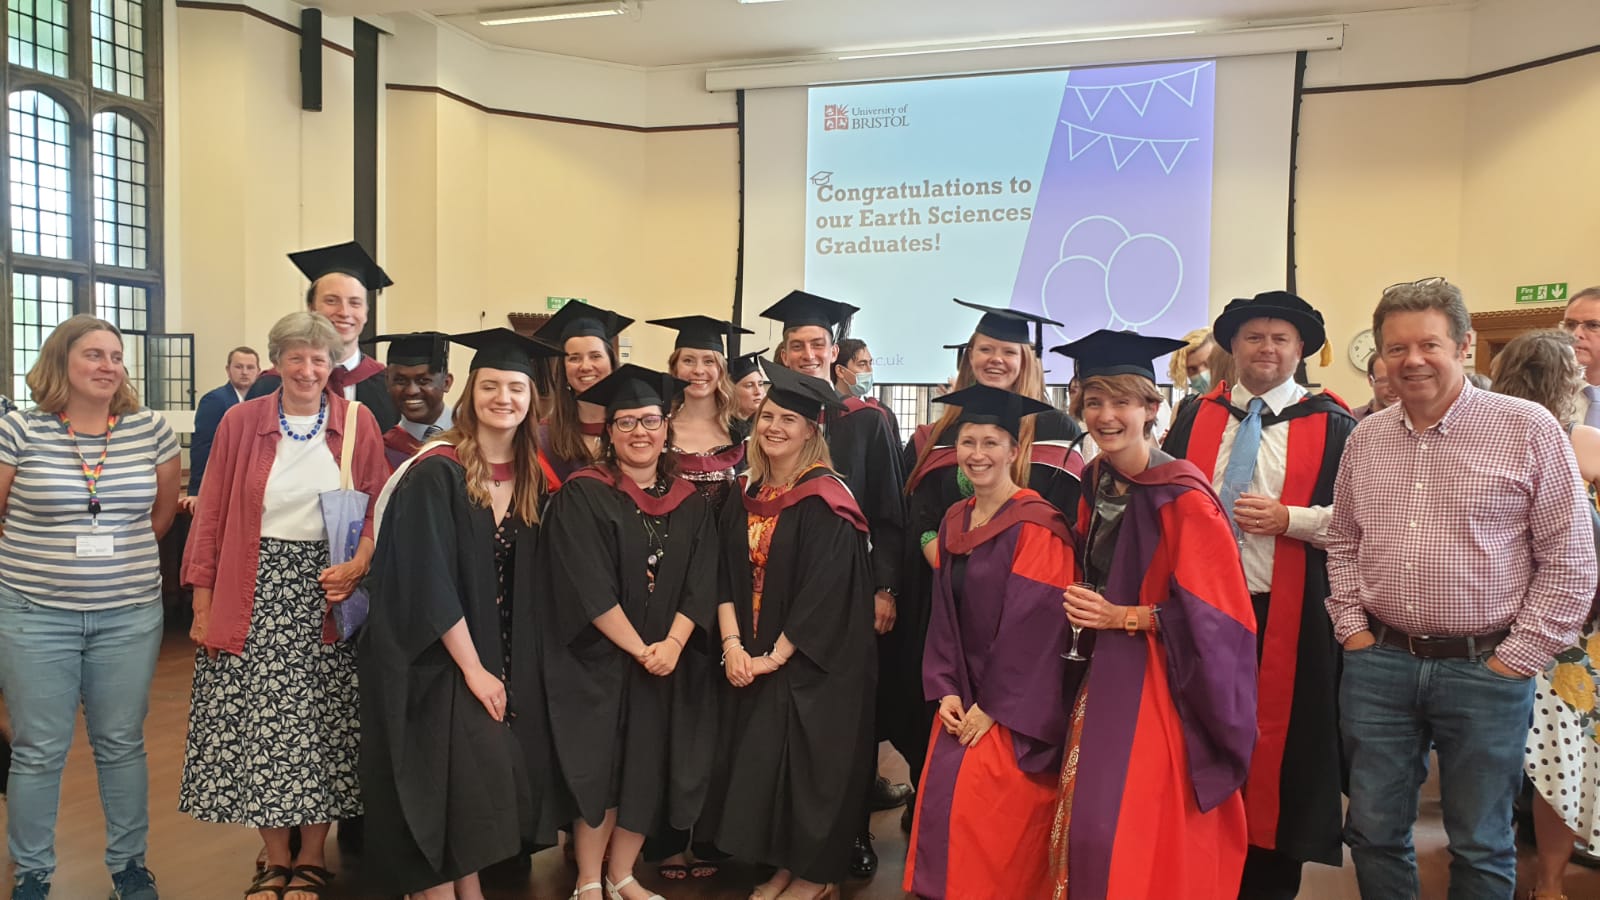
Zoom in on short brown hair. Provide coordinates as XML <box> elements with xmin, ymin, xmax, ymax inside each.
<box><xmin>1567</xmin><ymin>286</ymin><xmax>1600</xmax><ymax>308</ymax></box>
<box><xmin>26</xmin><ymin>314</ymin><xmax>142</xmax><ymax>414</ymax></box>
<box><xmin>1071</xmin><ymin>373</ymin><xmax>1163</xmax><ymax>438</ymax></box>
<box><xmin>227</xmin><ymin>346</ymin><xmax>259</xmax><ymax>366</ymax></box>
<box><xmin>1374</xmin><ymin>278</ymin><xmax>1471</xmax><ymax>347</ymax></box>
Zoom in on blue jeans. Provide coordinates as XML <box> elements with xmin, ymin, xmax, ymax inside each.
<box><xmin>0</xmin><ymin>582</ymin><xmax>163</xmax><ymax>880</ymax></box>
<box><xmin>1339</xmin><ymin>643</ymin><xmax>1535</xmax><ymax>900</ymax></box>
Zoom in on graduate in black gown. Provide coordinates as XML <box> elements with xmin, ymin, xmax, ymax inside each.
<box><xmin>759</xmin><ymin>290</ymin><xmax>908</xmax><ymax>877</ymax></box>
<box><xmin>895</xmin><ymin>299</ymin><xmax>1085</xmax><ymax>830</ymax></box>
<box><xmin>534</xmin><ymin>301</ymin><xmax>635</xmax><ymax>485</ymax></box>
<box><xmin>706</xmin><ymin>362</ymin><xmax>877</xmax><ymax>900</ymax></box>
<box><xmin>359</xmin><ymin>328</ymin><xmax>558</xmax><ymax>899</ymax></box>
<box><xmin>250</xmin><ymin>241</ymin><xmax>400</xmax><ymax>433</ymax></box>
<box><xmin>729</xmin><ymin>348</ymin><xmax>770</xmax><ymax>425</ymax></box>
<box><xmin>535</xmin><ymin>364</ymin><xmax>720</xmax><ymax>900</ymax></box>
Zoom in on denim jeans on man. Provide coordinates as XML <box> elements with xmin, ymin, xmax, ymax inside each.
<box><xmin>0</xmin><ymin>582</ymin><xmax>163</xmax><ymax>881</ymax></box>
<box><xmin>1340</xmin><ymin>643</ymin><xmax>1535</xmax><ymax>900</ymax></box>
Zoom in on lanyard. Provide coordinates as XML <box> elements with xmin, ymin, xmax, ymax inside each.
<box><xmin>59</xmin><ymin>413</ymin><xmax>118</xmax><ymax>521</ymax></box>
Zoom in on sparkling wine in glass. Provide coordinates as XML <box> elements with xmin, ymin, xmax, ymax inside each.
<box><xmin>1063</xmin><ymin>581</ymin><xmax>1091</xmax><ymax>661</ymax></box>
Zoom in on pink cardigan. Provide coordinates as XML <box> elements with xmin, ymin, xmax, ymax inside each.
<box><xmin>181</xmin><ymin>392</ymin><xmax>387</xmax><ymax>655</ymax></box>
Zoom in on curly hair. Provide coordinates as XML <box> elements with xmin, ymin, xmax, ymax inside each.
<box><xmin>1490</xmin><ymin>329</ymin><xmax>1583</xmax><ymax>425</ymax></box>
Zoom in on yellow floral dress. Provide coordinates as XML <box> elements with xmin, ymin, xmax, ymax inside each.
<box><xmin>1524</xmin><ymin>483</ymin><xmax>1600</xmax><ymax>852</ymax></box>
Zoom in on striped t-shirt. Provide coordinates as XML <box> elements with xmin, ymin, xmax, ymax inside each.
<box><xmin>0</xmin><ymin>407</ymin><xmax>179</xmax><ymax>609</ymax></box>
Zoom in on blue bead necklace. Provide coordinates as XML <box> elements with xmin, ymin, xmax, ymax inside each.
<box><xmin>279</xmin><ymin>394</ymin><xmax>328</xmax><ymax>441</ymax></box>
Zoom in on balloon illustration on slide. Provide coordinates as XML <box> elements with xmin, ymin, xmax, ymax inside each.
<box><xmin>1039</xmin><ymin>214</ymin><xmax>1183</xmax><ymax>344</ymax></box>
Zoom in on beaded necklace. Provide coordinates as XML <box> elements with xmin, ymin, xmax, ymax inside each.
<box><xmin>278</xmin><ymin>393</ymin><xmax>328</xmax><ymax>441</ymax></box>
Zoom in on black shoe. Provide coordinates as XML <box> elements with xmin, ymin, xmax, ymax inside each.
<box><xmin>901</xmin><ymin>801</ymin><xmax>915</xmax><ymax>834</ymax></box>
<box><xmin>849</xmin><ymin>833</ymin><xmax>878</xmax><ymax>879</ymax></box>
<box><xmin>868</xmin><ymin>776</ymin><xmax>914</xmax><ymax>811</ymax></box>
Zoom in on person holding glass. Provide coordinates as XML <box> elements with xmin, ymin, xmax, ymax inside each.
<box><xmin>901</xmin><ymin>384</ymin><xmax>1074</xmax><ymax>899</ymax></box>
<box><xmin>180</xmin><ymin>311</ymin><xmax>387</xmax><ymax>900</ymax></box>
<box><xmin>0</xmin><ymin>314</ymin><xmax>180</xmax><ymax>900</ymax></box>
<box><xmin>1045</xmin><ymin>330</ymin><xmax>1258</xmax><ymax>900</ymax></box>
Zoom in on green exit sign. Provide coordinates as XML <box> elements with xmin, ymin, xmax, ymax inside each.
<box><xmin>1516</xmin><ymin>282</ymin><xmax>1568</xmax><ymax>304</ymax></box>
<box><xmin>546</xmin><ymin>295</ymin><xmax>584</xmax><ymax>310</ymax></box>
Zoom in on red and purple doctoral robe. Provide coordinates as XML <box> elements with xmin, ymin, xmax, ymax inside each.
<box><xmin>1163</xmin><ymin>381</ymin><xmax>1353</xmax><ymax>865</ymax></box>
<box><xmin>383</xmin><ymin>425</ymin><xmax>423</xmax><ymax>471</ymax></box>
<box><xmin>1050</xmin><ymin>453</ymin><xmax>1257</xmax><ymax>900</ymax></box>
<box><xmin>904</xmin><ymin>490</ymin><xmax>1075</xmax><ymax>899</ymax></box>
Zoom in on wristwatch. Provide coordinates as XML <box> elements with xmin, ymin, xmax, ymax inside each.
<box><xmin>878</xmin><ymin>586</ymin><xmax>898</xmax><ymax>600</ymax></box>
<box><xmin>1123</xmin><ymin>609</ymin><xmax>1141</xmax><ymax>636</ymax></box>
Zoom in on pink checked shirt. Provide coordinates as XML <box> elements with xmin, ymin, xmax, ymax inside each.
<box><xmin>1325</xmin><ymin>381</ymin><xmax>1596</xmax><ymax>675</ymax></box>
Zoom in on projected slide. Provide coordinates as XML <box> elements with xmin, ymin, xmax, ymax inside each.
<box><xmin>804</xmin><ymin>61</ymin><xmax>1216</xmax><ymax>383</ymax></box>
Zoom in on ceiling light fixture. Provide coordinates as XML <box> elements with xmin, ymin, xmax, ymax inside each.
<box><xmin>837</xmin><ymin>29</ymin><xmax>1199</xmax><ymax>61</ymax></box>
<box><xmin>477</xmin><ymin>0</ymin><xmax>628</xmax><ymax>25</ymax></box>
<box><xmin>736</xmin><ymin>0</ymin><xmax>788</xmax><ymax>4</ymax></box>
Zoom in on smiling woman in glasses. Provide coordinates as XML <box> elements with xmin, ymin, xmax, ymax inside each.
<box><xmin>531</xmin><ymin>364</ymin><xmax>721</xmax><ymax>900</ymax></box>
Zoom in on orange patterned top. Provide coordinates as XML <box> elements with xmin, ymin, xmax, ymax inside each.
<box><xmin>746</xmin><ymin>464</ymin><xmax>823</xmax><ymax>638</ymax></box>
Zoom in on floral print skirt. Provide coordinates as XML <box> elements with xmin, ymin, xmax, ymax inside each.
<box><xmin>178</xmin><ymin>538</ymin><xmax>362</xmax><ymax>828</ymax></box>
<box><xmin>1525</xmin><ymin>624</ymin><xmax>1600</xmax><ymax>853</ymax></box>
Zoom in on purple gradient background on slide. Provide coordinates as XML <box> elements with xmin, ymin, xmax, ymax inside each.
<box><xmin>1010</xmin><ymin>61</ymin><xmax>1216</xmax><ymax>381</ymax></box>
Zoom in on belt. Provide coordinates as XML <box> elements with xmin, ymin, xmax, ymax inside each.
<box><xmin>1371</xmin><ymin>620</ymin><xmax>1509</xmax><ymax>660</ymax></box>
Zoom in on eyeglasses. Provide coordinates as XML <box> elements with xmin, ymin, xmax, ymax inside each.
<box><xmin>1560</xmin><ymin>319</ymin><xmax>1600</xmax><ymax>335</ymax></box>
<box><xmin>1383</xmin><ymin>276</ymin><xmax>1447</xmax><ymax>295</ymax></box>
<box><xmin>613</xmin><ymin>414</ymin><xmax>666</xmax><ymax>433</ymax></box>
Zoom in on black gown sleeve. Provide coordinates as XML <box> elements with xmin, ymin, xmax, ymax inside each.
<box><xmin>368</xmin><ymin>457</ymin><xmax>472</xmax><ymax>662</ymax></box>
<box><xmin>542</xmin><ymin>479</ymin><xmax>625</xmax><ymax>645</ymax></box>
<box><xmin>779</xmin><ymin>498</ymin><xmax>876</xmax><ymax>673</ymax></box>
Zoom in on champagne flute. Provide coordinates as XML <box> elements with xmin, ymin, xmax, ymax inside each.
<box><xmin>1063</xmin><ymin>581</ymin><xmax>1091</xmax><ymax>661</ymax></box>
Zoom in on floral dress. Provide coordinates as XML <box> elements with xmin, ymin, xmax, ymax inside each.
<box><xmin>1524</xmin><ymin>481</ymin><xmax>1600</xmax><ymax>851</ymax></box>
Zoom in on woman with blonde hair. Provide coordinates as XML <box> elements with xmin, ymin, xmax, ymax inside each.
<box><xmin>1494</xmin><ymin>329</ymin><xmax>1600</xmax><ymax>900</ymax></box>
<box><xmin>896</xmin><ymin>299</ymin><xmax>1084</xmax><ymax>831</ymax></box>
<box><xmin>706</xmin><ymin>363</ymin><xmax>877</xmax><ymax>900</ymax></box>
<box><xmin>181</xmin><ymin>311</ymin><xmax>387</xmax><ymax>900</ymax></box>
<box><xmin>0</xmin><ymin>315</ymin><xmax>179</xmax><ymax>900</ymax></box>
<box><xmin>360</xmin><ymin>329</ymin><xmax>560</xmax><ymax>900</ymax></box>
<box><xmin>536</xmin><ymin>301</ymin><xmax>633</xmax><ymax>484</ymax></box>
<box><xmin>649</xmin><ymin>316</ymin><xmax>752</xmax><ymax>516</ymax></box>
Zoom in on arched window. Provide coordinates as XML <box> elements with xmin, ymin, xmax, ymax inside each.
<box><xmin>3</xmin><ymin>6</ymin><xmax>169</xmax><ymax>408</ymax></box>
<box><xmin>93</xmin><ymin>111</ymin><xmax>147</xmax><ymax>268</ymax></box>
<box><xmin>8</xmin><ymin>89</ymin><xmax>71</xmax><ymax>259</ymax></box>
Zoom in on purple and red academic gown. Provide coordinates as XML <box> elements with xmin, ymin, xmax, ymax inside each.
<box><xmin>904</xmin><ymin>490</ymin><xmax>1075</xmax><ymax>900</ymax></box>
<box><xmin>1050</xmin><ymin>452</ymin><xmax>1257</xmax><ymax>900</ymax></box>
<box><xmin>1163</xmin><ymin>381</ymin><xmax>1353</xmax><ymax>865</ymax></box>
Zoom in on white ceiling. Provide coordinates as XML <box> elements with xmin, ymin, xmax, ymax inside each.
<box><xmin>331</xmin><ymin>0</ymin><xmax>1469</xmax><ymax>68</ymax></box>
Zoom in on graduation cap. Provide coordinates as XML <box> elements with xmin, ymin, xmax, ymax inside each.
<box><xmin>952</xmin><ymin>298</ymin><xmax>1061</xmax><ymax>354</ymax></box>
<box><xmin>729</xmin><ymin>348</ymin><xmax>768</xmax><ymax>383</ymax></box>
<box><xmin>1049</xmin><ymin>330</ymin><xmax>1189</xmax><ymax>383</ymax></box>
<box><xmin>288</xmin><ymin>241</ymin><xmax>393</xmax><ymax>291</ymax></box>
<box><xmin>759</xmin><ymin>290</ymin><xmax>858</xmax><ymax>340</ymax></box>
<box><xmin>450</xmin><ymin>328</ymin><xmax>560</xmax><ymax>378</ymax></box>
<box><xmin>373</xmin><ymin>331</ymin><xmax>449</xmax><ymax>371</ymax></box>
<box><xmin>535</xmin><ymin>301</ymin><xmax>634</xmax><ymax>346</ymax></box>
<box><xmin>580</xmin><ymin>364</ymin><xmax>686</xmax><ymax>415</ymax></box>
<box><xmin>646</xmin><ymin>315</ymin><xmax>753</xmax><ymax>355</ymax></box>
<box><xmin>1212</xmin><ymin>290</ymin><xmax>1327</xmax><ymax>359</ymax></box>
<box><xmin>932</xmin><ymin>383</ymin><xmax>1055</xmax><ymax>440</ymax></box>
<box><xmin>760</xmin><ymin>358</ymin><xmax>845</xmax><ymax>421</ymax></box>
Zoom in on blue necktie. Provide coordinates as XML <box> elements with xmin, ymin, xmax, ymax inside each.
<box><xmin>423</xmin><ymin>424</ymin><xmax>443</xmax><ymax>438</ymax></box>
<box><xmin>1585</xmin><ymin>386</ymin><xmax>1600</xmax><ymax>429</ymax></box>
<box><xmin>1220</xmin><ymin>397</ymin><xmax>1266</xmax><ymax>538</ymax></box>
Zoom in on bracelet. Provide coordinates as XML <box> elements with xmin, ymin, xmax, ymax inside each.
<box><xmin>666</xmin><ymin>634</ymin><xmax>684</xmax><ymax>649</ymax></box>
<box><xmin>721</xmin><ymin>634</ymin><xmax>741</xmax><ymax>645</ymax></box>
<box><xmin>720</xmin><ymin>644</ymin><xmax>743</xmax><ymax>666</ymax></box>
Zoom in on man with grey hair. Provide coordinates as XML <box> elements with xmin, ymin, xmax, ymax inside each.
<box><xmin>1559</xmin><ymin>285</ymin><xmax>1600</xmax><ymax>425</ymax></box>
<box><xmin>1327</xmin><ymin>277</ymin><xmax>1595</xmax><ymax>899</ymax></box>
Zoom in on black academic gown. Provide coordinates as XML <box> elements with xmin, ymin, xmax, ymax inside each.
<box><xmin>1163</xmin><ymin>383</ymin><xmax>1355</xmax><ymax>867</ymax></box>
<box><xmin>358</xmin><ymin>454</ymin><xmax>531</xmax><ymax>893</ymax></box>
<box><xmin>893</xmin><ymin>408</ymin><xmax>1084</xmax><ymax>785</ymax></box>
<box><xmin>704</xmin><ymin>468</ymin><xmax>877</xmax><ymax>884</ymax></box>
<box><xmin>534</xmin><ymin>470</ymin><xmax>719</xmax><ymax>838</ymax></box>
<box><xmin>251</xmin><ymin>362</ymin><xmax>400</xmax><ymax>433</ymax></box>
